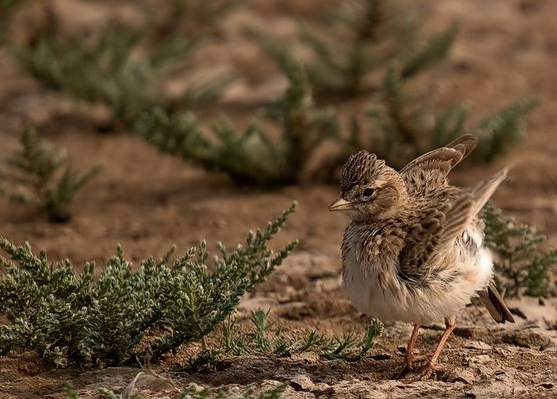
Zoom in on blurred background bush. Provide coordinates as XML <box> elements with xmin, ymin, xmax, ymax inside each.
<box><xmin>1</xmin><ymin>0</ymin><xmax>536</xmax><ymax>185</ymax></box>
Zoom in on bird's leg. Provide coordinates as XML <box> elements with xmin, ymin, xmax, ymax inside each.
<box><xmin>411</xmin><ymin>316</ymin><xmax>456</xmax><ymax>382</ymax></box>
<box><xmin>396</xmin><ymin>323</ymin><xmax>420</xmax><ymax>378</ymax></box>
<box><xmin>405</xmin><ymin>323</ymin><xmax>420</xmax><ymax>366</ymax></box>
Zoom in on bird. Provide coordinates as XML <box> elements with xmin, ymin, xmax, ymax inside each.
<box><xmin>328</xmin><ymin>134</ymin><xmax>514</xmax><ymax>381</ymax></box>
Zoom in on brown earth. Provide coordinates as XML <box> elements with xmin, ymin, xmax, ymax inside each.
<box><xmin>1</xmin><ymin>0</ymin><xmax>557</xmax><ymax>398</ymax></box>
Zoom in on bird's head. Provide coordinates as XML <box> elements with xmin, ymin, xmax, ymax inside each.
<box><xmin>329</xmin><ymin>151</ymin><xmax>408</xmax><ymax>222</ymax></box>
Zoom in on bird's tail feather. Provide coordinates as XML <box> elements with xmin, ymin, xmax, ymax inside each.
<box><xmin>477</xmin><ymin>282</ymin><xmax>515</xmax><ymax>323</ymax></box>
<box><xmin>471</xmin><ymin>168</ymin><xmax>509</xmax><ymax>216</ymax></box>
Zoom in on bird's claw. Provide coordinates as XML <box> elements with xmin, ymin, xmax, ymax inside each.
<box><xmin>395</xmin><ymin>362</ymin><xmax>415</xmax><ymax>379</ymax></box>
<box><xmin>405</xmin><ymin>363</ymin><xmax>437</xmax><ymax>382</ymax></box>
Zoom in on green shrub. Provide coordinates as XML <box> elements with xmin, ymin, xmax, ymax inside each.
<box><xmin>12</xmin><ymin>22</ymin><xmax>233</xmax><ymax>126</ymax></box>
<box><xmin>186</xmin><ymin>308</ymin><xmax>383</xmax><ymax>370</ymax></box>
<box><xmin>0</xmin><ymin>126</ymin><xmax>101</xmax><ymax>222</ymax></box>
<box><xmin>137</xmin><ymin>54</ymin><xmax>342</xmax><ymax>185</ymax></box>
<box><xmin>0</xmin><ymin>203</ymin><xmax>298</xmax><ymax>367</ymax></box>
<box><xmin>365</xmin><ymin>69</ymin><xmax>537</xmax><ymax>169</ymax></box>
<box><xmin>142</xmin><ymin>0</ymin><xmax>534</xmax><ymax>185</ymax></box>
<box><xmin>483</xmin><ymin>203</ymin><xmax>557</xmax><ymax>298</ymax></box>
<box><xmin>295</xmin><ymin>0</ymin><xmax>456</xmax><ymax>95</ymax></box>
<box><xmin>9</xmin><ymin>0</ymin><xmax>237</xmax><ymax>126</ymax></box>
<box><xmin>176</xmin><ymin>382</ymin><xmax>288</xmax><ymax>399</ymax></box>
<box><xmin>248</xmin><ymin>0</ymin><xmax>535</xmax><ymax>170</ymax></box>
<box><xmin>12</xmin><ymin>25</ymin><xmax>158</xmax><ymax>124</ymax></box>
<box><xmin>65</xmin><ymin>380</ymin><xmax>289</xmax><ymax>399</ymax></box>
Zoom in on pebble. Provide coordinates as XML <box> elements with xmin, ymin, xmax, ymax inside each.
<box><xmin>464</xmin><ymin>340</ymin><xmax>492</xmax><ymax>350</ymax></box>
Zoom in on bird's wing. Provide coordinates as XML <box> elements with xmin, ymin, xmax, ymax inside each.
<box><xmin>400</xmin><ymin>134</ymin><xmax>478</xmax><ymax>190</ymax></box>
<box><xmin>398</xmin><ymin>168</ymin><xmax>508</xmax><ymax>280</ymax></box>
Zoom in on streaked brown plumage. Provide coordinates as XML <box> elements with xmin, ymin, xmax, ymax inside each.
<box><xmin>329</xmin><ymin>134</ymin><xmax>514</xmax><ymax>381</ymax></box>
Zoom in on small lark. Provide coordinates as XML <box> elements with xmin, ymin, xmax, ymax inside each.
<box><xmin>329</xmin><ymin>134</ymin><xmax>514</xmax><ymax>380</ymax></box>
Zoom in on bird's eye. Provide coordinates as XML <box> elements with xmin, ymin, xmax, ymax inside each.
<box><xmin>362</xmin><ymin>188</ymin><xmax>374</xmax><ymax>198</ymax></box>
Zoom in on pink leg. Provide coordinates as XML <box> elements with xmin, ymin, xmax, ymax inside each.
<box><xmin>410</xmin><ymin>317</ymin><xmax>456</xmax><ymax>382</ymax></box>
<box><xmin>396</xmin><ymin>323</ymin><xmax>420</xmax><ymax>378</ymax></box>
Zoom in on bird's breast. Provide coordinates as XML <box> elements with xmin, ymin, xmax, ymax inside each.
<box><xmin>340</xmin><ymin>223</ymin><xmax>494</xmax><ymax>323</ymax></box>
<box><xmin>341</xmin><ymin>230</ymin><xmax>399</xmax><ymax>318</ymax></box>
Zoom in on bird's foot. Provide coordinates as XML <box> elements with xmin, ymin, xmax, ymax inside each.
<box><xmin>395</xmin><ymin>354</ymin><xmax>428</xmax><ymax>379</ymax></box>
<box><xmin>405</xmin><ymin>362</ymin><xmax>437</xmax><ymax>382</ymax></box>
<box><xmin>395</xmin><ymin>361</ymin><xmax>415</xmax><ymax>379</ymax></box>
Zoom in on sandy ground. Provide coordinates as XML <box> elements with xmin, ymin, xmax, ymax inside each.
<box><xmin>1</xmin><ymin>0</ymin><xmax>557</xmax><ymax>397</ymax></box>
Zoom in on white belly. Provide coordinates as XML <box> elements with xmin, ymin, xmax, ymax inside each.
<box><xmin>342</xmin><ymin>228</ymin><xmax>494</xmax><ymax>323</ymax></box>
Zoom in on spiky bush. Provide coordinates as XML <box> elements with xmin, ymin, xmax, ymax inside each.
<box><xmin>365</xmin><ymin>69</ymin><xmax>537</xmax><ymax>169</ymax></box>
<box><xmin>137</xmin><ymin>55</ymin><xmax>341</xmax><ymax>185</ymax></box>
<box><xmin>12</xmin><ymin>22</ymin><xmax>233</xmax><ymax>126</ymax></box>
<box><xmin>0</xmin><ymin>203</ymin><xmax>298</xmax><ymax>367</ymax></box>
<box><xmin>13</xmin><ymin>25</ymin><xmax>154</xmax><ymax>124</ymax></box>
<box><xmin>148</xmin><ymin>0</ymin><xmax>239</xmax><ymax>43</ymax></box>
<box><xmin>8</xmin><ymin>0</ymin><xmax>237</xmax><ymax>127</ymax></box>
<box><xmin>65</xmin><ymin>380</ymin><xmax>289</xmax><ymax>399</ymax></box>
<box><xmin>483</xmin><ymin>203</ymin><xmax>557</xmax><ymax>298</ymax></box>
<box><xmin>295</xmin><ymin>0</ymin><xmax>457</xmax><ymax>95</ymax></box>
<box><xmin>248</xmin><ymin>0</ymin><xmax>534</xmax><ymax>171</ymax></box>
<box><xmin>187</xmin><ymin>308</ymin><xmax>383</xmax><ymax>370</ymax></box>
<box><xmin>176</xmin><ymin>382</ymin><xmax>288</xmax><ymax>399</ymax></box>
<box><xmin>0</xmin><ymin>126</ymin><xmax>101</xmax><ymax>222</ymax></box>
<box><xmin>240</xmin><ymin>308</ymin><xmax>383</xmax><ymax>361</ymax></box>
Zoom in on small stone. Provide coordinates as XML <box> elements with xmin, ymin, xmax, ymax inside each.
<box><xmin>467</xmin><ymin>354</ymin><xmax>493</xmax><ymax>365</ymax></box>
<box><xmin>502</xmin><ymin>331</ymin><xmax>551</xmax><ymax>349</ymax></box>
<box><xmin>446</xmin><ymin>368</ymin><xmax>477</xmax><ymax>384</ymax></box>
<box><xmin>290</xmin><ymin>352</ymin><xmax>320</xmax><ymax>363</ymax></box>
<box><xmin>289</xmin><ymin>375</ymin><xmax>315</xmax><ymax>392</ymax></box>
<box><xmin>464</xmin><ymin>341</ymin><xmax>492</xmax><ymax>350</ymax></box>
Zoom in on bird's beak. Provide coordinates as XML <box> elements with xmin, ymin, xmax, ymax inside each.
<box><xmin>328</xmin><ymin>197</ymin><xmax>353</xmax><ymax>211</ymax></box>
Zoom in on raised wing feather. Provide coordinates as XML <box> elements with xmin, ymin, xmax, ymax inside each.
<box><xmin>401</xmin><ymin>134</ymin><xmax>478</xmax><ymax>175</ymax></box>
<box><xmin>400</xmin><ymin>135</ymin><xmax>478</xmax><ymax>192</ymax></box>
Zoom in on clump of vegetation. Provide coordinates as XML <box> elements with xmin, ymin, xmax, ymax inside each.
<box><xmin>8</xmin><ymin>0</ymin><xmax>535</xmax><ymax>184</ymax></box>
<box><xmin>12</xmin><ymin>23</ymin><xmax>233</xmax><ymax>126</ymax></box>
<box><xmin>483</xmin><ymin>203</ymin><xmax>557</xmax><ymax>298</ymax></box>
<box><xmin>365</xmin><ymin>69</ymin><xmax>537</xmax><ymax>169</ymax></box>
<box><xmin>147</xmin><ymin>0</ymin><xmax>240</xmax><ymax>44</ymax></box>
<box><xmin>176</xmin><ymin>382</ymin><xmax>288</xmax><ymax>399</ymax></box>
<box><xmin>248</xmin><ymin>0</ymin><xmax>535</xmax><ymax>170</ymax></box>
<box><xmin>9</xmin><ymin>0</ymin><xmax>236</xmax><ymax>127</ymax></box>
<box><xmin>137</xmin><ymin>53</ymin><xmax>341</xmax><ymax>185</ymax></box>
<box><xmin>187</xmin><ymin>308</ymin><xmax>383</xmax><ymax>370</ymax></box>
<box><xmin>65</xmin><ymin>380</ymin><xmax>289</xmax><ymax>399</ymax></box>
<box><xmin>141</xmin><ymin>0</ymin><xmax>535</xmax><ymax>183</ymax></box>
<box><xmin>13</xmin><ymin>25</ymin><xmax>159</xmax><ymax>124</ymax></box>
<box><xmin>240</xmin><ymin>308</ymin><xmax>382</xmax><ymax>361</ymax></box>
<box><xmin>0</xmin><ymin>203</ymin><xmax>298</xmax><ymax>367</ymax></box>
<box><xmin>0</xmin><ymin>126</ymin><xmax>101</xmax><ymax>222</ymax></box>
<box><xmin>295</xmin><ymin>0</ymin><xmax>456</xmax><ymax>95</ymax></box>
